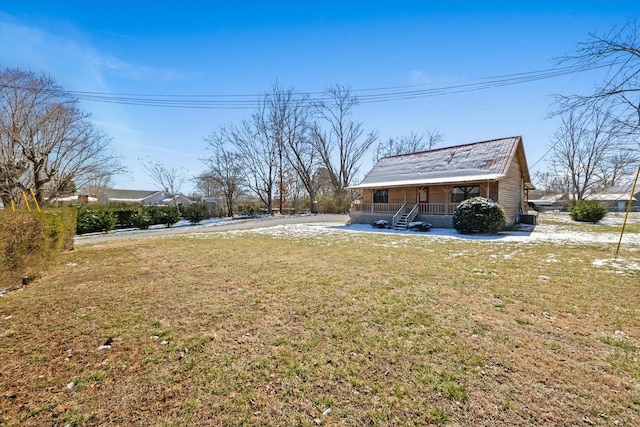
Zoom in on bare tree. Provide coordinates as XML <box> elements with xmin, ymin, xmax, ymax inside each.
<box><xmin>229</xmin><ymin>112</ymin><xmax>279</xmax><ymax>215</ymax></box>
<box><xmin>192</xmin><ymin>171</ymin><xmax>218</xmax><ymax>198</ymax></box>
<box><xmin>555</xmin><ymin>20</ymin><xmax>640</xmax><ymax>139</ymax></box>
<box><xmin>140</xmin><ymin>158</ymin><xmax>187</xmax><ymax>201</ymax></box>
<box><xmin>0</xmin><ymin>68</ymin><xmax>125</xmax><ymax>205</ymax></box>
<box><xmin>548</xmin><ymin>106</ymin><xmax>622</xmax><ymax>200</ymax></box>
<box><xmin>312</xmin><ymin>85</ymin><xmax>378</xmax><ymax>195</ymax></box>
<box><xmin>532</xmin><ymin>170</ymin><xmax>573</xmax><ymax>196</ymax></box>
<box><xmin>257</xmin><ymin>83</ymin><xmax>321</xmax><ymax>213</ymax></box>
<box><xmin>595</xmin><ymin>149</ymin><xmax>640</xmax><ymax>188</ymax></box>
<box><xmin>269</xmin><ymin>86</ymin><xmax>320</xmax><ymax>213</ymax></box>
<box><xmin>79</xmin><ymin>175</ymin><xmax>113</xmax><ymax>198</ymax></box>
<box><xmin>202</xmin><ymin>127</ymin><xmax>245</xmax><ymax>216</ymax></box>
<box><xmin>374</xmin><ymin>129</ymin><xmax>443</xmax><ymax>161</ymax></box>
<box><xmin>0</xmin><ymin>121</ymin><xmax>28</xmax><ymax>206</ymax></box>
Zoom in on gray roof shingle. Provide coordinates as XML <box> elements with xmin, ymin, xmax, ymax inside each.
<box><xmin>349</xmin><ymin>136</ymin><xmax>531</xmax><ymax>189</ymax></box>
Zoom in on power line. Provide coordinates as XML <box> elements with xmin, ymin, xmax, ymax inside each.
<box><xmin>0</xmin><ymin>60</ymin><xmax>620</xmax><ymax>109</ymax></box>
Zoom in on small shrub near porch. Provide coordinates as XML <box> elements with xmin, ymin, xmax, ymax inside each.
<box><xmin>453</xmin><ymin>197</ymin><xmax>506</xmax><ymax>234</ymax></box>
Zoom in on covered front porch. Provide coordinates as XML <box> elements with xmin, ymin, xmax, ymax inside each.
<box><xmin>349</xmin><ymin>183</ymin><xmax>498</xmax><ymax>228</ymax></box>
<box><xmin>349</xmin><ymin>202</ymin><xmax>457</xmax><ymax>229</ymax></box>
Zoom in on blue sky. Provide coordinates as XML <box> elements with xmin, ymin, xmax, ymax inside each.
<box><xmin>1</xmin><ymin>1</ymin><xmax>638</xmax><ymax>193</ymax></box>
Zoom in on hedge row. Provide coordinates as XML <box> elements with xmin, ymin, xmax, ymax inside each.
<box><xmin>76</xmin><ymin>204</ymin><xmax>211</xmax><ymax>234</ymax></box>
<box><xmin>0</xmin><ymin>208</ymin><xmax>76</xmax><ymax>287</ymax></box>
<box><xmin>76</xmin><ymin>205</ymin><xmax>184</xmax><ymax>234</ymax></box>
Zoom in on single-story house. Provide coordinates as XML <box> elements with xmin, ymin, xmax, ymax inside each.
<box><xmin>48</xmin><ymin>194</ymin><xmax>98</xmax><ymax>206</ymax></box>
<box><xmin>99</xmin><ymin>189</ymin><xmax>193</xmax><ymax>206</ymax></box>
<box><xmin>527</xmin><ymin>193</ymin><xmax>571</xmax><ymax>212</ymax></box>
<box><xmin>162</xmin><ymin>194</ymin><xmax>194</xmax><ymax>206</ymax></box>
<box><xmin>347</xmin><ymin>136</ymin><xmax>535</xmax><ymax>228</ymax></box>
<box><xmin>585</xmin><ymin>185</ymin><xmax>640</xmax><ymax>212</ymax></box>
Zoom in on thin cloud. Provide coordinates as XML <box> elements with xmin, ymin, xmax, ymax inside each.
<box><xmin>408</xmin><ymin>70</ymin><xmax>433</xmax><ymax>85</ymax></box>
<box><xmin>0</xmin><ymin>12</ymin><xmax>186</xmax><ymax>84</ymax></box>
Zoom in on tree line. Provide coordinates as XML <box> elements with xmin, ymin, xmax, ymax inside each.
<box><xmin>195</xmin><ymin>83</ymin><xmax>443</xmax><ymax>216</ymax></box>
<box><xmin>2</xmin><ymin>20</ymin><xmax>639</xmax><ymax>211</ymax></box>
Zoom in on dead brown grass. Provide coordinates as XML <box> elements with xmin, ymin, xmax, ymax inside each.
<box><xmin>1</xmin><ymin>229</ymin><xmax>638</xmax><ymax>426</ymax></box>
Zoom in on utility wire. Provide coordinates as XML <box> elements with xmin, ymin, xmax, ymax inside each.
<box><xmin>0</xmin><ymin>60</ymin><xmax>620</xmax><ymax>109</ymax></box>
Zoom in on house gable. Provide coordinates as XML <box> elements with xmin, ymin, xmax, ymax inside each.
<box><xmin>348</xmin><ymin>136</ymin><xmax>533</xmax><ymax>189</ymax></box>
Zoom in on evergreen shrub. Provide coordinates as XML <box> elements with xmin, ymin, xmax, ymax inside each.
<box><xmin>569</xmin><ymin>200</ymin><xmax>607</xmax><ymax>223</ymax></box>
<box><xmin>453</xmin><ymin>197</ymin><xmax>506</xmax><ymax>234</ymax></box>
<box><xmin>183</xmin><ymin>203</ymin><xmax>209</xmax><ymax>224</ymax></box>
<box><xmin>148</xmin><ymin>205</ymin><xmax>181</xmax><ymax>227</ymax></box>
<box><xmin>76</xmin><ymin>205</ymin><xmax>117</xmax><ymax>234</ymax></box>
<box><xmin>131</xmin><ymin>208</ymin><xmax>152</xmax><ymax>229</ymax></box>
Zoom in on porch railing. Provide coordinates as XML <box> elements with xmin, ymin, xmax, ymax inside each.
<box><xmin>391</xmin><ymin>203</ymin><xmax>406</xmax><ymax>227</ymax></box>
<box><xmin>351</xmin><ymin>202</ymin><xmax>457</xmax><ymax>215</ymax></box>
<box><xmin>418</xmin><ymin>202</ymin><xmax>458</xmax><ymax>215</ymax></box>
<box><xmin>351</xmin><ymin>202</ymin><xmax>405</xmax><ymax>213</ymax></box>
<box><xmin>406</xmin><ymin>203</ymin><xmax>419</xmax><ymax>222</ymax></box>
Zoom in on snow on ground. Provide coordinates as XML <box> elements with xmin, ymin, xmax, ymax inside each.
<box><xmin>233</xmin><ymin>219</ymin><xmax>640</xmax><ymax>246</ymax></box>
<box><xmin>78</xmin><ymin>212</ymin><xmax>639</xmax><ymax>273</ymax></box>
<box><xmin>219</xmin><ymin>213</ymin><xmax>640</xmax><ymax>274</ymax></box>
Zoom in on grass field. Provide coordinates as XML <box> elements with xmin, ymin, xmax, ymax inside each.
<box><xmin>1</xmin><ymin>216</ymin><xmax>639</xmax><ymax>426</ymax></box>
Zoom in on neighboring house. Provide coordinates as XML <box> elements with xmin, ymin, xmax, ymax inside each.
<box><xmin>49</xmin><ymin>194</ymin><xmax>98</xmax><ymax>206</ymax></box>
<box><xmin>99</xmin><ymin>189</ymin><xmax>172</xmax><ymax>205</ymax></box>
<box><xmin>347</xmin><ymin>136</ymin><xmax>535</xmax><ymax>228</ymax></box>
<box><xmin>527</xmin><ymin>193</ymin><xmax>571</xmax><ymax>212</ymax></box>
<box><xmin>585</xmin><ymin>185</ymin><xmax>640</xmax><ymax>212</ymax></box>
<box><xmin>162</xmin><ymin>194</ymin><xmax>194</xmax><ymax>207</ymax></box>
<box><xmin>99</xmin><ymin>189</ymin><xmax>169</xmax><ymax>205</ymax></box>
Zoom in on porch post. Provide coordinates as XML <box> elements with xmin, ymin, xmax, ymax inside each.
<box><xmin>370</xmin><ymin>190</ymin><xmax>373</xmax><ymax>213</ymax></box>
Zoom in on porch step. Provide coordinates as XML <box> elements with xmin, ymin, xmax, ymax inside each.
<box><xmin>394</xmin><ymin>213</ymin><xmax>411</xmax><ymax>230</ymax></box>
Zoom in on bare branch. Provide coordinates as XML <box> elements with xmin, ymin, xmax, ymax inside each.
<box><xmin>0</xmin><ymin>68</ymin><xmax>125</xmax><ymax>206</ymax></box>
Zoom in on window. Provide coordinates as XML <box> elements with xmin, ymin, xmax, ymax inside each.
<box><xmin>451</xmin><ymin>185</ymin><xmax>480</xmax><ymax>203</ymax></box>
<box><xmin>373</xmin><ymin>189</ymin><xmax>388</xmax><ymax>203</ymax></box>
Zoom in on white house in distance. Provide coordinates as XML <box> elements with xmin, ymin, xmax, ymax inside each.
<box><xmin>585</xmin><ymin>184</ymin><xmax>640</xmax><ymax>212</ymax></box>
<box><xmin>98</xmin><ymin>189</ymin><xmax>193</xmax><ymax>206</ymax></box>
<box><xmin>347</xmin><ymin>136</ymin><xmax>535</xmax><ymax>228</ymax></box>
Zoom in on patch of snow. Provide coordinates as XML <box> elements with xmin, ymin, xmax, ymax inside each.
<box><xmin>592</xmin><ymin>258</ymin><xmax>640</xmax><ymax>272</ymax></box>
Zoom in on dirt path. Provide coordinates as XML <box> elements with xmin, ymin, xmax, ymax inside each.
<box><xmin>74</xmin><ymin>214</ymin><xmax>349</xmax><ymax>245</ymax></box>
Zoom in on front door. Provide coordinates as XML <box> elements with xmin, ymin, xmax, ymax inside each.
<box><xmin>418</xmin><ymin>186</ymin><xmax>429</xmax><ymax>204</ymax></box>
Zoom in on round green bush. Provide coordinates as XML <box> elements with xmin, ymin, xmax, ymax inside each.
<box><xmin>569</xmin><ymin>200</ymin><xmax>607</xmax><ymax>223</ymax></box>
<box><xmin>453</xmin><ymin>197</ymin><xmax>506</xmax><ymax>234</ymax></box>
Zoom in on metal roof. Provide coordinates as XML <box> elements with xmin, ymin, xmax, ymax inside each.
<box><xmin>348</xmin><ymin>136</ymin><xmax>534</xmax><ymax>190</ymax></box>
<box><xmin>102</xmin><ymin>189</ymin><xmax>166</xmax><ymax>201</ymax></box>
